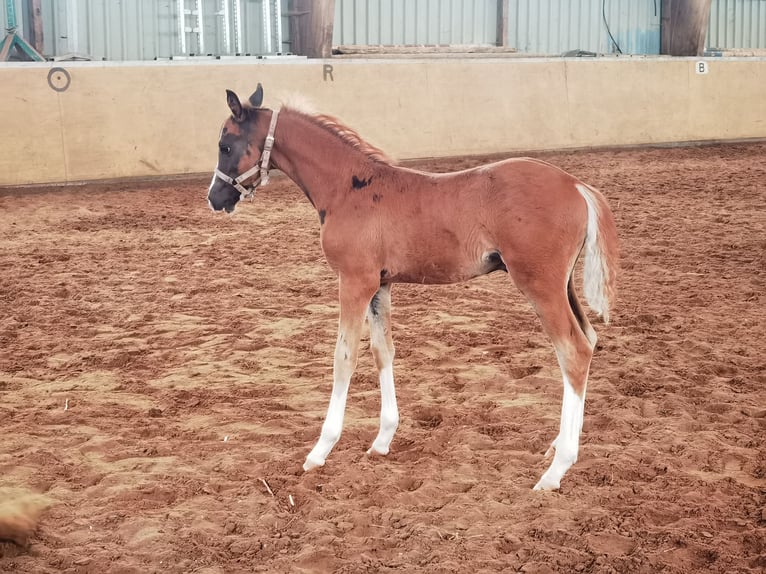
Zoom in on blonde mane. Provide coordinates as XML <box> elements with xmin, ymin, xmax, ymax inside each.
<box><xmin>283</xmin><ymin>106</ymin><xmax>394</xmax><ymax>165</ymax></box>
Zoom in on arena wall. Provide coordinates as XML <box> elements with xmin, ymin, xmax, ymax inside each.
<box><xmin>0</xmin><ymin>57</ymin><xmax>764</xmax><ymax>186</ymax></box>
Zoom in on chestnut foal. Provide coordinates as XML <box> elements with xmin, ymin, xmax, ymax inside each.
<box><xmin>207</xmin><ymin>85</ymin><xmax>618</xmax><ymax>490</ymax></box>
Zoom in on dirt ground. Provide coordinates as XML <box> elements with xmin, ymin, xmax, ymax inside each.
<box><xmin>0</xmin><ymin>142</ymin><xmax>764</xmax><ymax>573</ymax></box>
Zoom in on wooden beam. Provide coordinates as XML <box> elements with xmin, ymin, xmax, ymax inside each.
<box><xmin>290</xmin><ymin>0</ymin><xmax>335</xmax><ymax>59</ymax></box>
<box><xmin>334</xmin><ymin>45</ymin><xmax>518</xmax><ymax>57</ymax></box>
<box><xmin>29</xmin><ymin>0</ymin><xmax>44</xmax><ymax>55</ymax></box>
<box><xmin>496</xmin><ymin>0</ymin><xmax>508</xmax><ymax>47</ymax></box>
<box><xmin>661</xmin><ymin>0</ymin><xmax>713</xmax><ymax>56</ymax></box>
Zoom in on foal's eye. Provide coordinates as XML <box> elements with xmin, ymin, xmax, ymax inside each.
<box><xmin>219</xmin><ymin>144</ymin><xmax>232</xmax><ymax>155</ymax></box>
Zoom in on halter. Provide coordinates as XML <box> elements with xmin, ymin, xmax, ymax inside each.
<box><xmin>214</xmin><ymin>109</ymin><xmax>279</xmax><ymax>201</ymax></box>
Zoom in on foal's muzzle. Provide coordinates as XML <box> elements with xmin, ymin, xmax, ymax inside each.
<box><xmin>207</xmin><ymin>164</ymin><xmax>263</xmax><ymax>213</ymax></box>
<box><xmin>207</xmin><ymin>175</ymin><xmax>241</xmax><ymax>213</ymax></box>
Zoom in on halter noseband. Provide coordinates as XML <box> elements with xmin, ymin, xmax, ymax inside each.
<box><xmin>214</xmin><ymin>109</ymin><xmax>279</xmax><ymax>201</ymax></box>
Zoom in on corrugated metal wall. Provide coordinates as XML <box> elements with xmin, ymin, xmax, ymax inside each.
<box><xmin>508</xmin><ymin>0</ymin><xmax>661</xmax><ymax>55</ymax></box>
<box><xmin>333</xmin><ymin>0</ymin><xmax>498</xmax><ymax>45</ymax></box>
<box><xmin>332</xmin><ymin>0</ymin><xmax>662</xmax><ymax>53</ymax></box>
<box><xmin>4</xmin><ymin>0</ymin><xmax>766</xmax><ymax>60</ymax></box>
<box><xmin>2</xmin><ymin>0</ymin><xmax>283</xmax><ymax>60</ymax></box>
<box><xmin>708</xmin><ymin>0</ymin><xmax>766</xmax><ymax>49</ymax></box>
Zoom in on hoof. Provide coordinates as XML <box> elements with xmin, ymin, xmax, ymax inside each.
<box><xmin>533</xmin><ymin>475</ymin><xmax>561</xmax><ymax>491</ymax></box>
<box><xmin>366</xmin><ymin>445</ymin><xmax>389</xmax><ymax>457</ymax></box>
<box><xmin>303</xmin><ymin>454</ymin><xmax>325</xmax><ymax>472</ymax></box>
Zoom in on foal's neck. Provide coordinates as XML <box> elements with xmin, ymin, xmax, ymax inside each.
<box><xmin>268</xmin><ymin>108</ymin><xmax>385</xmax><ymax>211</ymax></box>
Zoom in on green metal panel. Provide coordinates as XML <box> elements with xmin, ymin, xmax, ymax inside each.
<box><xmin>1</xmin><ymin>0</ymin><xmax>43</xmax><ymax>60</ymax></box>
<box><xmin>5</xmin><ymin>0</ymin><xmax>17</xmax><ymax>28</ymax></box>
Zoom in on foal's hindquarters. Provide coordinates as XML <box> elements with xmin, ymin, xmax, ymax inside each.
<box><xmin>475</xmin><ymin>166</ymin><xmax>608</xmax><ymax>490</ymax></box>
<box><xmin>303</xmin><ymin>159</ymin><xmax>616</xmax><ymax>491</ymax></box>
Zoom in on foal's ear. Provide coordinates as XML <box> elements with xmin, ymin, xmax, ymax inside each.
<box><xmin>226</xmin><ymin>89</ymin><xmax>245</xmax><ymax>122</ymax></box>
<box><xmin>248</xmin><ymin>83</ymin><xmax>264</xmax><ymax>108</ymax></box>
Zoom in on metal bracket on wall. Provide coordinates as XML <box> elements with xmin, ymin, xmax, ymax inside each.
<box><xmin>1</xmin><ymin>0</ymin><xmax>44</xmax><ymax>60</ymax></box>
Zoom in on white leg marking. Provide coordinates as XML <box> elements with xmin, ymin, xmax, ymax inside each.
<box><xmin>304</xmin><ymin>333</ymin><xmax>353</xmax><ymax>471</ymax></box>
<box><xmin>367</xmin><ymin>363</ymin><xmax>399</xmax><ymax>456</ymax></box>
<box><xmin>534</xmin><ymin>376</ymin><xmax>585</xmax><ymax>490</ymax></box>
<box><xmin>364</xmin><ymin>285</ymin><xmax>399</xmax><ymax>458</ymax></box>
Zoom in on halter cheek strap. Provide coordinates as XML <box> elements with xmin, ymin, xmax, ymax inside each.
<box><xmin>214</xmin><ymin>109</ymin><xmax>279</xmax><ymax>201</ymax></box>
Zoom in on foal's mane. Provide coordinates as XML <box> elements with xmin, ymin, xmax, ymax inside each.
<box><xmin>283</xmin><ymin>105</ymin><xmax>394</xmax><ymax>165</ymax></box>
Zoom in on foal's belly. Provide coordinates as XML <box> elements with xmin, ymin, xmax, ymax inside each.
<box><xmin>381</xmin><ymin>249</ymin><xmax>506</xmax><ymax>285</ymax></box>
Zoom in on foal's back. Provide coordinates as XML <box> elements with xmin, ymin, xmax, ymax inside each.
<box><xmin>327</xmin><ymin>157</ymin><xmax>590</xmax><ymax>286</ymax></box>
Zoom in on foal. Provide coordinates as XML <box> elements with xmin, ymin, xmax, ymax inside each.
<box><xmin>207</xmin><ymin>85</ymin><xmax>619</xmax><ymax>490</ymax></box>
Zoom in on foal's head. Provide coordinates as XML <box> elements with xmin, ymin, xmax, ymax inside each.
<box><xmin>207</xmin><ymin>84</ymin><xmax>274</xmax><ymax>213</ymax></box>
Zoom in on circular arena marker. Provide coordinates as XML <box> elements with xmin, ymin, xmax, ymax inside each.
<box><xmin>47</xmin><ymin>67</ymin><xmax>71</xmax><ymax>92</ymax></box>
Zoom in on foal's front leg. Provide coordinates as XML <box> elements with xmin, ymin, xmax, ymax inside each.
<box><xmin>366</xmin><ymin>284</ymin><xmax>399</xmax><ymax>456</ymax></box>
<box><xmin>303</xmin><ymin>278</ymin><xmax>376</xmax><ymax>471</ymax></box>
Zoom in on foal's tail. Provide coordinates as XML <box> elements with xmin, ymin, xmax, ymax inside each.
<box><xmin>575</xmin><ymin>184</ymin><xmax>619</xmax><ymax>324</ymax></box>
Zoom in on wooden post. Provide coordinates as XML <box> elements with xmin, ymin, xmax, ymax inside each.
<box><xmin>291</xmin><ymin>0</ymin><xmax>335</xmax><ymax>59</ymax></box>
<box><xmin>28</xmin><ymin>0</ymin><xmax>44</xmax><ymax>55</ymax></box>
<box><xmin>496</xmin><ymin>0</ymin><xmax>508</xmax><ymax>47</ymax></box>
<box><xmin>661</xmin><ymin>0</ymin><xmax>713</xmax><ymax>56</ymax></box>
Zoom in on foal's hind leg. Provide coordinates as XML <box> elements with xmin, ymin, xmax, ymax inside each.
<box><xmin>365</xmin><ymin>284</ymin><xmax>399</xmax><ymax>456</ymax></box>
<box><xmin>517</xmin><ymin>276</ymin><xmax>596</xmax><ymax>490</ymax></box>
<box><xmin>304</xmin><ymin>276</ymin><xmax>377</xmax><ymax>471</ymax></box>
